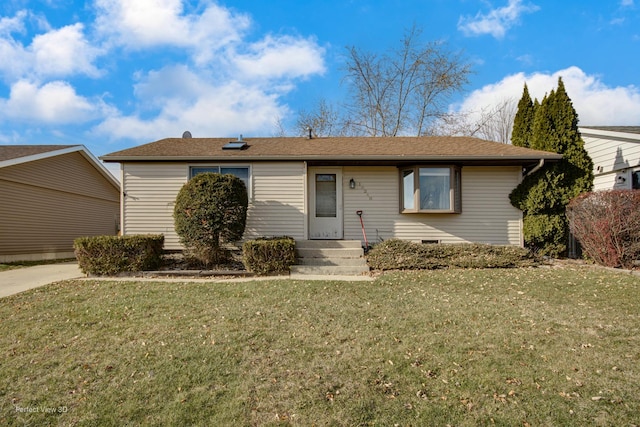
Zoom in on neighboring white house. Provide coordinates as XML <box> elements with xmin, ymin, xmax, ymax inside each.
<box><xmin>102</xmin><ymin>135</ymin><xmax>562</xmax><ymax>250</ymax></box>
<box><xmin>580</xmin><ymin>126</ymin><xmax>640</xmax><ymax>191</ymax></box>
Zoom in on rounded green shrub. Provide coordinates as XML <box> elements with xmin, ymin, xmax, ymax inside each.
<box><xmin>173</xmin><ymin>173</ymin><xmax>248</xmax><ymax>266</ymax></box>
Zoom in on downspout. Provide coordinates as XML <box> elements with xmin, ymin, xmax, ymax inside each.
<box><xmin>525</xmin><ymin>159</ymin><xmax>545</xmax><ymax>177</ymax></box>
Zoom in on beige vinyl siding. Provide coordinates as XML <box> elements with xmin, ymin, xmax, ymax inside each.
<box><xmin>342</xmin><ymin>166</ymin><xmax>523</xmax><ymax>246</ymax></box>
<box><xmin>0</xmin><ymin>152</ymin><xmax>120</xmax><ymax>261</ymax></box>
<box><xmin>245</xmin><ymin>162</ymin><xmax>306</xmax><ymax>240</ymax></box>
<box><xmin>122</xmin><ymin>163</ymin><xmax>188</xmax><ymax>250</ymax></box>
<box><xmin>122</xmin><ymin>162</ymin><xmax>306</xmax><ymax>249</ymax></box>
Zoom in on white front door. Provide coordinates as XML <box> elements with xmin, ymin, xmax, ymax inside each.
<box><xmin>309</xmin><ymin>167</ymin><xmax>343</xmax><ymax>239</ymax></box>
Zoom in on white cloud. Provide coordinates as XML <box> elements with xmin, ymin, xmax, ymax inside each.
<box><xmin>621</xmin><ymin>0</ymin><xmax>634</xmax><ymax>7</ymax></box>
<box><xmin>89</xmin><ymin>1</ymin><xmax>327</xmax><ymax>140</ymax></box>
<box><xmin>458</xmin><ymin>0</ymin><xmax>540</xmax><ymax>39</ymax></box>
<box><xmin>94</xmin><ymin>66</ymin><xmax>290</xmax><ymax>141</ymax></box>
<box><xmin>0</xmin><ymin>80</ymin><xmax>99</xmax><ymax>123</ymax></box>
<box><xmin>94</xmin><ymin>0</ymin><xmax>250</xmax><ymax>64</ymax></box>
<box><xmin>233</xmin><ymin>35</ymin><xmax>326</xmax><ymax>81</ymax></box>
<box><xmin>0</xmin><ymin>1</ymin><xmax>326</xmax><ymax>136</ymax></box>
<box><xmin>452</xmin><ymin>66</ymin><xmax>640</xmax><ymax>126</ymax></box>
<box><xmin>31</xmin><ymin>23</ymin><xmax>102</xmax><ymax>78</ymax></box>
<box><xmin>0</xmin><ymin>10</ymin><xmax>27</xmax><ymax>35</ymax></box>
<box><xmin>0</xmin><ymin>13</ymin><xmax>101</xmax><ymax>81</ymax></box>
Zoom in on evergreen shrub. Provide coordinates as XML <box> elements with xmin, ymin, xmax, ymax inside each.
<box><xmin>522</xmin><ymin>213</ymin><xmax>568</xmax><ymax>257</ymax></box>
<box><xmin>174</xmin><ymin>173</ymin><xmax>248</xmax><ymax>266</ymax></box>
<box><xmin>567</xmin><ymin>190</ymin><xmax>640</xmax><ymax>269</ymax></box>
<box><xmin>74</xmin><ymin>234</ymin><xmax>164</xmax><ymax>276</ymax></box>
<box><xmin>366</xmin><ymin>239</ymin><xmax>538</xmax><ymax>271</ymax></box>
<box><xmin>509</xmin><ymin>78</ymin><xmax>593</xmax><ymax>257</ymax></box>
<box><xmin>242</xmin><ymin>237</ymin><xmax>296</xmax><ymax>275</ymax></box>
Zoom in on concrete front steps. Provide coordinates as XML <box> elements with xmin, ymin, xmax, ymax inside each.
<box><xmin>291</xmin><ymin>240</ymin><xmax>370</xmax><ymax>276</ymax></box>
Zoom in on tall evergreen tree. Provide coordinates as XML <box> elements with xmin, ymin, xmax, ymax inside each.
<box><xmin>552</xmin><ymin>78</ymin><xmax>594</xmax><ymax>200</ymax></box>
<box><xmin>510</xmin><ymin>77</ymin><xmax>593</xmax><ymax>256</ymax></box>
<box><xmin>511</xmin><ymin>84</ymin><xmax>534</xmax><ymax>147</ymax></box>
<box><xmin>531</xmin><ymin>90</ymin><xmax>557</xmax><ymax>152</ymax></box>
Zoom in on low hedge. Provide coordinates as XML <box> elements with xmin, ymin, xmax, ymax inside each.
<box><xmin>242</xmin><ymin>236</ymin><xmax>296</xmax><ymax>275</ymax></box>
<box><xmin>367</xmin><ymin>239</ymin><xmax>538</xmax><ymax>271</ymax></box>
<box><xmin>74</xmin><ymin>234</ymin><xmax>164</xmax><ymax>276</ymax></box>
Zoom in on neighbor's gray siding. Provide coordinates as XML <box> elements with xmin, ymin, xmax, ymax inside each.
<box><xmin>582</xmin><ymin>129</ymin><xmax>640</xmax><ymax>191</ymax></box>
<box><xmin>121</xmin><ymin>162</ymin><xmax>306</xmax><ymax>249</ymax></box>
<box><xmin>342</xmin><ymin>166</ymin><xmax>523</xmax><ymax>246</ymax></box>
<box><xmin>0</xmin><ymin>152</ymin><xmax>120</xmax><ymax>261</ymax></box>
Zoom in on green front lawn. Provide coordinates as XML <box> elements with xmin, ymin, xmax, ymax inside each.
<box><xmin>1</xmin><ymin>267</ymin><xmax>639</xmax><ymax>426</ymax></box>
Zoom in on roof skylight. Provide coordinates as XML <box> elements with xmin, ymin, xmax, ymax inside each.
<box><xmin>222</xmin><ymin>135</ymin><xmax>248</xmax><ymax>150</ymax></box>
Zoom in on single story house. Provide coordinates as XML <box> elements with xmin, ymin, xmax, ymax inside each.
<box><xmin>102</xmin><ymin>135</ymin><xmax>561</xmax><ymax>250</ymax></box>
<box><xmin>580</xmin><ymin>126</ymin><xmax>640</xmax><ymax>191</ymax></box>
<box><xmin>0</xmin><ymin>145</ymin><xmax>120</xmax><ymax>262</ymax></box>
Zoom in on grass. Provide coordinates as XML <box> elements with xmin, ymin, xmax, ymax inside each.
<box><xmin>0</xmin><ymin>259</ymin><xmax>77</xmax><ymax>272</ymax></box>
<box><xmin>1</xmin><ymin>266</ymin><xmax>639</xmax><ymax>426</ymax></box>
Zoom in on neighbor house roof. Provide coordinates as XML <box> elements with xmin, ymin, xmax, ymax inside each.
<box><xmin>0</xmin><ymin>145</ymin><xmax>75</xmax><ymax>163</ymax></box>
<box><xmin>102</xmin><ymin>136</ymin><xmax>562</xmax><ymax>167</ymax></box>
<box><xmin>580</xmin><ymin>126</ymin><xmax>640</xmax><ymax>144</ymax></box>
<box><xmin>581</xmin><ymin>126</ymin><xmax>640</xmax><ymax>135</ymax></box>
<box><xmin>0</xmin><ymin>145</ymin><xmax>120</xmax><ymax>189</ymax></box>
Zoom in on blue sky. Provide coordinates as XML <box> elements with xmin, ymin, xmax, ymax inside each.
<box><xmin>1</xmin><ymin>0</ymin><xmax>639</xmax><ymax>170</ymax></box>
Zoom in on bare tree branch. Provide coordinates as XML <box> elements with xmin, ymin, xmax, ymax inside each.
<box><xmin>342</xmin><ymin>25</ymin><xmax>472</xmax><ymax>136</ymax></box>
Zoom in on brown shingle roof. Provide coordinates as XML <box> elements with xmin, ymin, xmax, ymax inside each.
<box><xmin>0</xmin><ymin>145</ymin><xmax>75</xmax><ymax>163</ymax></box>
<box><xmin>101</xmin><ymin>136</ymin><xmax>562</xmax><ymax>166</ymax></box>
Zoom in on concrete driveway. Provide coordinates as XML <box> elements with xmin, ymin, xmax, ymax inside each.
<box><xmin>0</xmin><ymin>262</ymin><xmax>83</xmax><ymax>298</ymax></box>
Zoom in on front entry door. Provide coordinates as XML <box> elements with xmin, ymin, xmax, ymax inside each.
<box><xmin>309</xmin><ymin>167</ymin><xmax>343</xmax><ymax>239</ymax></box>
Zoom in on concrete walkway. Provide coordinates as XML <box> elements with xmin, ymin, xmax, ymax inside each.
<box><xmin>0</xmin><ymin>263</ymin><xmax>373</xmax><ymax>298</ymax></box>
<box><xmin>0</xmin><ymin>262</ymin><xmax>83</xmax><ymax>298</ymax></box>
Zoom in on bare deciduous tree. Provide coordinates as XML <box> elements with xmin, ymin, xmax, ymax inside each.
<box><xmin>294</xmin><ymin>99</ymin><xmax>342</xmax><ymax>137</ymax></box>
<box><xmin>295</xmin><ymin>26</ymin><xmax>472</xmax><ymax>137</ymax></box>
<box><xmin>428</xmin><ymin>98</ymin><xmax>517</xmax><ymax>143</ymax></box>
<box><xmin>342</xmin><ymin>25</ymin><xmax>472</xmax><ymax>136</ymax></box>
<box><xmin>465</xmin><ymin>98</ymin><xmax>517</xmax><ymax>143</ymax></box>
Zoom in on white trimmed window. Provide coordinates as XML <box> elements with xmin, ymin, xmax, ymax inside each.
<box><xmin>400</xmin><ymin>166</ymin><xmax>461</xmax><ymax>213</ymax></box>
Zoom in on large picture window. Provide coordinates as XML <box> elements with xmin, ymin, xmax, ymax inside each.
<box><xmin>189</xmin><ymin>166</ymin><xmax>250</xmax><ymax>194</ymax></box>
<box><xmin>400</xmin><ymin>166</ymin><xmax>461</xmax><ymax>213</ymax></box>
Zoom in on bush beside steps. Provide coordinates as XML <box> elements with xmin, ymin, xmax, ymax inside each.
<box><xmin>367</xmin><ymin>239</ymin><xmax>539</xmax><ymax>271</ymax></box>
<box><xmin>242</xmin><ymin>236</ymin><xmax>296</xmax><ymax>275</ymax></box>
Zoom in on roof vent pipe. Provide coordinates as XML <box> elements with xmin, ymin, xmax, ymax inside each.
<box><xmin>182</xmin><ymin>131</ymin><xmax>192</xmax><ymax>138</ymax></box>
<box><xmin>307</xmin><ymin>127</ymin><xmax>313</xmax><ymax>139</ymax></box>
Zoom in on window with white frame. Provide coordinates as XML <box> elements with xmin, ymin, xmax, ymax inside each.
<box><xmin>189</xmin><ymin>166</ymin><xmax>250</xmax><ymax>194</ymax></box>
<box><xmin>400</xmin><ymin>166</ymin><xmax>461</xmax><ymax>213</ymax></box>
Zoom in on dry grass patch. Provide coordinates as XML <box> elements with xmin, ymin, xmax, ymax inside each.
<box><xmin>1</xmin><ymin>266</ymin><xmax>639</xmax><ymax>426</ymax></box>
